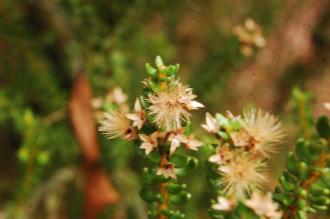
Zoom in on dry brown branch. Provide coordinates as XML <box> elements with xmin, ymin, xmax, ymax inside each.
<box><xmin>226</xmin><ymin>0</ymin><xmax>330</xmax><ymax>111</ymax></box>
<box><xmin>69</xmin><ymin>74</ymin><xmax>119</xmax><ymax>219</ymax></box>
<box><xmin>24</xmin><ymin>1</ymin><xmax>120</xmax><ymax>217</ymax></box>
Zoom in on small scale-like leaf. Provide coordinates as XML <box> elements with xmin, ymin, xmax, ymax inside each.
<box><xmin>145</xmin><ymin>63</ymin><xmax>158</xmax><ymax>76</ymax></box>
<box><xmin>316</xmin><ymin>116</ymin><xmax>330</xmax><ymax>138</ymax></box>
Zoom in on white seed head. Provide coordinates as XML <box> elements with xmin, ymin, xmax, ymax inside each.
<box><xmin>99</xmin><ymin>110</ymin><xmax>136</xmax><ymax>140</ymax></box>
<box><xmin>218</xmin><ymin>151</ymin><xmax>267</xmax><ymax>199</ymax></box>
<box><xmin>242</xmin><ymin>108</ymin><xmax>285</xmax><ymax>157</ymax></box>
<box><xmin>148</xmin><ymin>80</ymin><xmax>203</xmax><ymax>131</ymax></box>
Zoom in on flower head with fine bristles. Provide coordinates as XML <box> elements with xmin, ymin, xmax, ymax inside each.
<box><xmin>99</xmin><ymin>110</ymin><xmax>137</xmax><ymax>140</ymax></box>
<box><xmin>218</xmin><ymin>151</ymin><xmax>267</xmax><ymax>199</ymax></box>
<box><xmin>242</xmin><ymin>108</ymin><xmax>285</xmax><ymax>157</ymax></box>
<box><xmin>148</xmin><ymin>80</ymin><xmax>203</xmax><ymax>131</ymax></box>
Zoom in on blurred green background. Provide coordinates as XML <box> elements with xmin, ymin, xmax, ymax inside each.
<box><xmin>0</xmin><ymin>0</ymin><xmax>329</xmax><ymax>218</ymax></box>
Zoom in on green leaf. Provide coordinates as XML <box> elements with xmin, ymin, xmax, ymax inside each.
<box><xmin>155</xmin><ymin>55</ymin><xmax>164</xmax><ymax>67</ymax></box>
<box><xmin>169</xmin><ymin>191</ymin><xmax>191</xmax><ymax>205</ymax></box>
<box><xmin>171</xmin><ymin>154</ymin><xmax>188</xmax><ymax>168</ymax></box>
<box><xmin>287</xmin><ymin>152</ymin><xmax>299</xmax><ymax>175</ymax></box>
<box><xmin>147</xmin><ymin>209</ymin><xmax>158</xmax><ymax>219</ymax></box>
<box><xmin>279</xmin><ymin>176</ymin><xmax>295</xmax><ymax>192</ymax></box>
<box><xmin>310</xmin><ymin>183</ymin><xmax>330</xmax><ymax>196</ymax></box>
<box><xmin>139</xmin><ymin>187</ymin><xmax>158</xmax><ymax>203</ymax></box>
<box><xmin>146</xmin><ymin>63</ymin><xmax>158</xmax><ymax>76</ymax></box>
<box><xmin>297</xmin><ymin>162</ymin><xmax>310</xmax><ymax>180</ymax></box>
<box><xmin>295</xmin><ymin>138</ymin><xmax>309</xmax><ymax>161</ymax></box>
<box><xmin>167</xmin><ymin>183</ymin><xmax>187</xmax><ymax>194</ymax></box>
<box><xmin>185</xmin><ymin>157</ymin><xmax>198</xmax><ymax>170</ymax></box>
<box><xmin>316</xmin><ymin>116</ymin><xmax>330</xmax><ymax>138</ymax></box>
<box><xmin>296</xmin><ymin>210</ymin><xmax>308</xmax><ymax>219</ymax></box>
<box><xmin>308</xmin><ymin>194</ymin><xmax>330</xmax><ymax>206</ymax></box>
<box><xmin>161</xmin><ymin>208</ymin><xmax>174</xmax><ymax>217</ymax></box>
<box><xmin>164</xmin><ymin>65</ymin><xmax>177</xmax><ymax>76</ymax></box>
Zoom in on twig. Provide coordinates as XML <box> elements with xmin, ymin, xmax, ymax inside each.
<box><xmin>226</xmin><ymin>0</ymin><xmax>330</xmax><ymax>111</ymax></box>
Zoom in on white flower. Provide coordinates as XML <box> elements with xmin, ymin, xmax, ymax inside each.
<box><xmin>99</xmin><ymin>110</ymin><xmax>137</xmax><ymax>140</ymax></box>
<box><xmin>168</xmin><ymin>130</ymin><xmax>186</xmax><ymax>154</ymax></box>
<box><xmin>233</xmin><ymin>18</ymin><xmax>266</xmax><ymax>56</ymax></box>
<box><xmin>209</xmin><ymin>154</ymin><xmax>222</xmax><ymax>164</ymax></box>
<box><xmin>91</xmin><ymin>97</ymin><xmax>104</xmax><ymax>109</ymax></box>
<box><xmin>108</xmin><ymin>87</ymin><xmax>128</xmax><ymax>104</ymax></box>
<box><xmin>181</xmin><ymin>135</ymin><xmax>203</xmax><ymax>151</ymax></box>
<box><xmin>201</xmin><ymin>113</ymin><xmax>219</xmax><ymax>133</ymax></box>
<box><xmin>245</xmin><ymin>192</ymin><xmax>282</xmax><ymax>219</ymax></box>
<box><xmin>148</xmin><ymin>80</ymin><xmax>203</xmax><ymax>130</ymax></box>
<box><xmin>324</xmin><ymin>102</ymin><xmax>330</xmax><ymax>110</ymax></box>
<box><xmin>212</xmin><ymin>196</ymin><xmax>235</xmax><ymax>212</ymax></box>
<box><xmin>168</xmin><ymin>130</ymin><xmax>203</xmax><ymax>154</ymax></box>
<box><xmin>230</xmin><ymin>129</ymin><xmax>251</xmax><ymax>147</ymax></box>
<box><xmin>208</xmin><ymin>146</ymin><xmax>232</xmax><ymax>165</ymax></box>
<box><xmin>226</xmin><ymin>111</ymin><xmax>241</xmax><ymax>120</ymax></box>
<box><xmin>138</xmin><ymin>132</ymin><xmax>159</xmax><ymax>155</ymax></box>
<box><xmin>157</xmin><ymin>160</ymin><xmax>176</xmax><ymax>179</ymax></box>
<box><xmin>242</xmin><ymin>108</ymin><xmax>285</xmax><ymax>157</ymax></box>
<box><xmin>186</xmin><ymin>100</ymin><xmax>204</xmax><ymax>110</ymax></box>
<box><xmin>218</xmin><ymin>151</ymin><xmax>267</xmax><ymax>199</ymax></box>
<box><xmin>126</xmin><ymin>98</ymin><xmax>146</xmax><ymax>129</ymax></box>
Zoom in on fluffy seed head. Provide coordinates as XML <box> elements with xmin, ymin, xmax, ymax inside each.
<box><xmin>242</xmin><ymin>108</ymin><xmax>285</xmax><ymax>157</ymax></box>
<box><xmin>218</xmin><ymin>151</ymin><xmax>267</xmax><ymax>199</ymax></box>
<box><xmin>99</xmin><ymin>110</ymin><xmax>136</xmax><ymax>140</ymax></box>
<box><xmin>148</xmin><ymin>80</ymin><xmax>203</xmax><ymax>130</ymax></box>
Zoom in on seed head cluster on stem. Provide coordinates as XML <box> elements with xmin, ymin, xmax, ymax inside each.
<box><xmin>203</xmin><ymin>108</ymin><xmax>285</xmax><ymax>218</ymax></box>
<box><xmin>99</xmin><ymin>57</ymin><xmax>204</xmax><ymax>219</ymax></box>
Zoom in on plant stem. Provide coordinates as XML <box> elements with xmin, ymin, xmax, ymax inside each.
<box><xmin>157</xmin><ymin>150</ymin><xmax>170</xmax><ymax>219</ymax></box>
<box><xmin>158</xmin><ymin>179</ymin><xmax>169</xmax><ymax>219</ymax></box>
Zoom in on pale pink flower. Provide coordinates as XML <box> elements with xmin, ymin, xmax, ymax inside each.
<box><xmin>186</xmin><ymin>100</ymin><xmax>204</xmax><ymax>110</ymax></box>
<box><xmin>212</xmin><ymin>196</ymin><xmax>235</xmax><ymax>212</ymax></box>
<box><xmin>233</xmin><ymin>18</ymin><xmax>266</xmax><ymax>57</ymax></box>
<box><xmin>126</xmin><ymin>98</ymin><xmax>146</xmax><ymax>129</ymax></box>
<box><xmin>157</xmin><ymin>160</ymin><xmax>176</xmax><ymax>179</ymax></box>
<box><xmin>201</xmin><ymin>113</ymin><xmax>219</xmax><ymax>133</ymax></box>
<box><xmin>230</xmin><ymin>129</ymin><xmax>251</xmax><ymax>147</ymax></box>
<box><xmin>168</xmin><ymin>130</ymin><xmax>186</xmax><ymax>154</ymax></box>
<box><xmin>245</xmin><ymin>192</ymin><xmax>282</xmax><ymax>219</ymax></box>
<box><xmin>242</xmin><ymin>108</ymin><xmax>285</xmax><ymax>157</ymax></box>
<box><xmin>148</xmin><ymin>80</ymin><xmax>203</xmax><ymax>130</ymax></box>
<box><xmin>99</xmin><ymin>110</ymin><xmax>137</xmax><ymax>140</ymax></box>
<box><xmin>91</xmin><ymin>97</ymin><xmax>104</xmax><ymax>109</ymax></box>
<box><xmin>226</xmin><ymin>111</ymin><xmax>241</xmax><ymax>120</ymax></box>
<box><xmin>168</xmin><ymin>130</ymin><xmax>203</xmax><ymax>153</ymax></box>
<box><xmin>324</xmin><ymin>102</ymin><xmax>330</xmax><ymax>110</ymax></box>
<box><xmin>181</xmin><ymin>135</ymin><xmax>203</xmax><ymax>151</ymax></box>
<box><xmin>208</xmin><ymin>146</ymin><xmax>232</xmax><ymax>165</ymax></box>
<box><xmin>107</xmin><ymin>87</ymin><xmax>128</xmax><ymax>104</ymax></box>
<box><xmin>139</xmin><ymin>132</ymin><xmax>159</xmax><ymax>155</ymax></box>
<box><xmin>209</xmin><ymin>154</ymin><xmax>223</xmax><ymax>164</ymax></box>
